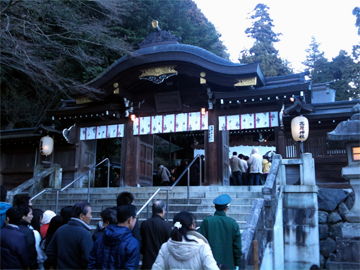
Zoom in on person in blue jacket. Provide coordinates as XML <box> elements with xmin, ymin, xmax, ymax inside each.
<box><xmin>0</xmin><ymin>185</ymin><xmax>11</xmax><ymax>228</ymax></box>
<box><xmin>88</xmin><ymin>204</ymin><xmax>140</xmax><ymax>270</ymax></box>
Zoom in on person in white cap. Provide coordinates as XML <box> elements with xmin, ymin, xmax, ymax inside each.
<box><xmin>40</xmin><ymin>210</ymin><xmax>56</xmax><ymax>238</ymax></box>
<box><xmin>198</xmin><ymin>194</ymin><xmax>242</xmax><ymax>270</ymax></box>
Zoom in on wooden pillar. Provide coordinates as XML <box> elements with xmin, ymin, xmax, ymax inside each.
<box><xmin>204</xmin><ymin>110</ymin><xmax>220</xmax><ymax>185</ymax></box>
<box><xmin>121</xmin><ymin>120</ymin><xmax>139</xmax><ymax>187</ymax></box>
<box><xmin>277</xmin><ymin>128</ymin><xmax>287</xmax><ymax>158</ymax></box>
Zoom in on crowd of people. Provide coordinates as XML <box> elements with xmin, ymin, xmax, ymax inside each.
<box><xmin>229</xmin><ymin>148</ymin><xmax>272</xmax><ymax>186</ymax></box>
<box><xmin>1</xmin><ymin>185</ymin><xmax>242</xmax><ymax>270</ymax></box>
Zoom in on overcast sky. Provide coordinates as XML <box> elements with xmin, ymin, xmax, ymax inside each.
<box><xmin>194</xmin><ymin>0</ymin><xmax>359</xmax><ymax>72</ymax></box>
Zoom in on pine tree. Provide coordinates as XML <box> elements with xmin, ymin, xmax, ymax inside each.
<box><xmin>302</xmin><ymin>37</ymin><xmax>332</xmax><ymax>83</ymax></box>
<box><xmin>302</xmin><ymin>37</ymin><xmax>325</xmax><ymax>72</ymax></box>
<box><xmin>330</xmin><ymin>51</ymin><xmax>360</xmax><ymax>101</ymax></box>
<box><xmin>238</xmin><ymin>4</ymin><xmax>292</xmax><ymax>77</ymax></box>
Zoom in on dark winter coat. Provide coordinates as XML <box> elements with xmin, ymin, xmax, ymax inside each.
<box><xmin>46</xmin><ymin>218</ymin><xmax>93</xmax><ymax>269</ymax></box>
<box><xmin>140</xmin><ymin>214</ymin><xmax>171</xmax><ymax>269</ymax></box>
<box><xmin>18</xmin><ymin>219</ymin><xmax>38</xmax><ymax>269</ymax></box>
<box><xmin>92</xmin><ymin>222</ymin><xmax>105</xmax><ymax>242</ymax></box>
<box><xmin>88</xmin><ymin>224</ymin><xmax>140</xmax><ymax>270</ymax></box>
<box><xmin>1</xmin><ymin>224</ymin><xmax>29</xmax><ymax>269</ymax></box>
<box><xmin>198</xmin><ymin>211</ymin><xmax>242</xmax><ymax>270</ymax></box>
<box><xmin>132</xmin><ymin>219</ymin><xmax>142</xmax><ymax>250</ymax></box>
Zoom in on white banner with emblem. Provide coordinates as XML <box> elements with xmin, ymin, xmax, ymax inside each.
<box><xmin>218</xmin><ymin>111</ymin><xmax>279</xmax><ymax>131</ymax></box>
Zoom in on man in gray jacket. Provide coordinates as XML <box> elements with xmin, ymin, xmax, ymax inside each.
<box><xmin>46</xmin><ymin>201</ymin><xmax>93</xmax><ymax>269</ymax></box>
<box><xmin>230</xmin><ymin>152</ymin><xmax>242</xmax><ymax>185</ymax></box>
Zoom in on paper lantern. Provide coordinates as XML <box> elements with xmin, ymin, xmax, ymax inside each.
<box><xmin>40</xmin><ymin>136</ymin><xmax>54</xmax><ymax>156</ymax></box>
<box><xmin>291</xmin><ymin>116</ymin><xmax>309</xmax><ymax>141</ymax></box>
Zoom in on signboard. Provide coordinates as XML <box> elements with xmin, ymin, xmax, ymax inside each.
<box><xmin>208</xmin><ymin>125</ymin><xmax>214</xmax><ymax>143</ymax></box>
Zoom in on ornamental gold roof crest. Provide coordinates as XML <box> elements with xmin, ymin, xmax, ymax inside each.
<box><xmin>139</xmin><ymin>66</ymin><xmax>178</xmax><ymax>84</ymax></box>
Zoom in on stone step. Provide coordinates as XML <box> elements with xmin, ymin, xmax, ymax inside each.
<box><xmin>38</xmin><ymin>191</ymin><xmax>262</xmax><ymax>200</ymax></box>
<box><xmin>51</xmin><ymin>186</ymin><xmax>263</xmax><ymax>194</ymax></box>
<box><xmin>31</xmin><ymin>186</ymin><xmax>261</xmax><ymax>236</ymax></box>
<box><xmin>88</xmin><ymin>218</ymin><xmax>248</xmax><ymax>230</ymax></box>
<box><xmin>33</xmin><ymin>203</ymin><xmax>253</xmax><ymax>217</ymax></box>
<box><xmin>33</xmin><ymin>197</ymin><xmax>258</xmax><ymax>206</ymax></box>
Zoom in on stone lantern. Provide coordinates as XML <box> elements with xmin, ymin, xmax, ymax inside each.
<box><xmin>328</xmin><ymin>103</ymin><xmax>360</xmax><ymax>223</ymax></box>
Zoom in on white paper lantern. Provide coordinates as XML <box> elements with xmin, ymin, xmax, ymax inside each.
<box><xmin>291</xmin><ymin>116</ymin><xmax>309</xmax><ymax>141</ymax></box>
<box><xmin>40</xmin><ymin>136</ymin><xmax>54</xmax><ymax>156</ymax></box>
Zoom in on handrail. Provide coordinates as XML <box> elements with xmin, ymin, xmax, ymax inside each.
<box><xmin>136</xmin><ymin>154</ymin><xmax>202</xmax><ymax>221</ymax></box>
<box><xmin>8</xmin><ymin>166</ymin><xmax>56</xmax><ymax>196</ymax></box>
<box><xmin>61</xmin><ymin>158</ymin><xmax>110</xmax><ymax>191</ymax></box>
<box><xmin>30</xmin><ymin>158</ymin><xmax>110</xmax><ymax>213</ymax></box>
<box><xmin>7</xmin><ymin>166</ymin><xmax>57</xmax><ymax>205</ymax></box>
<box><xmin>242</xmin><ymin>155</ymin><xmax>282</xmax><ymax>269</ymax></box>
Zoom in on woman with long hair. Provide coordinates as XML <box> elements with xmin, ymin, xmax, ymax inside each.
<box><xmin>41</xmin><ymin>215</ymin><xmax>63</xmax><ymax>251</ymax></box>
<box><xmin>31</xmin><ymin>208</ymin><xmax>46</xmax><ymax>269</ymax></box>
<box><xmin>31</xmin><ymin>208</ymin><xmax>44</xmax><ymax>233</ymax></box>
<box><xmin>152</xmin><ymin>211</ymin><xmax>219</xmax><ymax>270</ymax></box>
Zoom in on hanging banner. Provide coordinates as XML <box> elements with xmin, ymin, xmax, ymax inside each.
<box><xmin>219</xmin><ymin>111</ymin><xmax>279</xmax><ymax>131</ymax></box>
<box><xmin>80</xmin><ymin>124</ymin><xmax>125</xmax><ymax>141</ymax></box>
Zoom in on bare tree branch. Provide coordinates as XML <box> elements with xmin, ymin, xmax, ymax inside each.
<box><xmin>1</xmin><ymin>0</ymin><xmax>22</xmax><ymax>15</ymax></box>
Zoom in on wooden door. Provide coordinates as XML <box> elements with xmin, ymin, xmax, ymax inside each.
<box><xmin>138</xmin><ymin>135</ymin><xmax>154</xmax><ymax>186</ymax></box>
<box><xmin>77</xmin><ymin>140</ymin><xmax>97</xmax><ymax>188</ymax></box>
<box><xmin>220</xmin><ymin>130</ymin><xmax>230</xmax><ymax>186</ymax></box>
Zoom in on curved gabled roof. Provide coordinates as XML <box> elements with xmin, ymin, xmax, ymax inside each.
<box><xmin>87</xmin><ymin>43</ymin><xmax>265</xmax><ymax>89</ymax></box>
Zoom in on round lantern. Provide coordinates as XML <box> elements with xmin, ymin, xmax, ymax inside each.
<box><xmin>40</xmin><ymin>135</ymin><xmax>54</xmax><ymax>156</ymax></box>
<box><xmin>291</xmin><ymin>116</ymin><xmax>309</xmax><ymax>142</ymax></box>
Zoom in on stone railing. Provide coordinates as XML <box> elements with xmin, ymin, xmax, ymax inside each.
<box><xmin>7</xmin><ymin>164</ymin><xmax>61</xmax><ymax>205</ymax></box>
<box><xmin>241</xmin><ymin>154</ymin><xmax>283</xmax><ymax>269</ymax></box>
<box><xmin>242</xmin><ymin>153</ymin><xmax>319</xmax><ymax>270</ymax></box>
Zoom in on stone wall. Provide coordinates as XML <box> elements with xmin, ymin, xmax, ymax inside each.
<box><xmin>318</xmin><ymin>188</ymin><xmax>358</xmax><ymax>269</ymax></box>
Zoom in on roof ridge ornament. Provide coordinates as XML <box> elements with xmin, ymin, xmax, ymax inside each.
<box><xmin>138</xmin><ymin>21</ymin><xmax>181</xmax><ymax>49</ymax></box>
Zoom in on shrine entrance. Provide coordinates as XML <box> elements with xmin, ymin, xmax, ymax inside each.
<box><xmin>95</xmin><ymin>138</ymin><xmax>122</xmax><ymax>187</ymax></box>
<box><xmin>153</xmin><ymin>131</ymin><xmax>205</xmax><ymax>186</ymax></box>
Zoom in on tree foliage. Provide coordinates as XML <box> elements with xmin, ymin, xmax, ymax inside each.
<box><xmin>352</xmin><ymin>7</ymin><xmax>360</xmax><ymax>59</ymax></box>
<box><xmin>0</xmin><ymin>0</ymin><xmax>228</xmax><ymax>130</ymax></box>
<box><xmin>238</xmin><ymin>4</ymin><xmax>292</xmax><ymax>77</ymax></box>
<box><xmin>1</xmin><ymin>0</ymin><xmax>134</xmax><ymax>129</ymax></box>
<box><xmin>303</xmin><ymin>11</ymin><xmax>360</xmax><ymax>101</ymax></box>
<box><xmin>119</xmin><ymin>0</ymin><xmax>229</xmax><ymax>59</ymax></box>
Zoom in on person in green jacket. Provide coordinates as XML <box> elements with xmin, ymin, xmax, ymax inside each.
<box><xmin>198</xmin><ymin>194</ymin><xmax>242</xmax><ymax>270</ymax></box>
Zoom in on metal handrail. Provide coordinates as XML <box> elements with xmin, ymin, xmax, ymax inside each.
<box><xmin>136</xmin><ymin>154</ymin><xmax>202</xmax><ymax>221</ymax></box>
<box><xmin>30</xmin><ymin>158</ymin><xmax>110</xmax><ymax>213</ymax></box>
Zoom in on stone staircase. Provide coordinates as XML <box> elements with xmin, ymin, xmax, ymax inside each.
<box><xmin>31</xmin><ymin>186</ymin><xmax>263</xmax><ymax>231</ymax></box>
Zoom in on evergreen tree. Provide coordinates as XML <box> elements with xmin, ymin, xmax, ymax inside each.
<box><xmin>302</xmin><ymin>10</ymin><xmax>360</xmax><ymax>101</ymax></box>
<box><xmin>352</xmin><ymin>7</ymin><xmax>360</xmax><ymax>59</ymax></box>
<box><xmin>330</xmin><ymin>51</ymin><xmax>360</xmax><ymax>101</ymax></box>
<box><xmin>302</xmin><ymin>37</ymin><xmax>332</xmax><ymax>84</ymax></box>
<box><xmin>238</xmin><ymin>4</ymin><xmax>292</xmax><ymax>77</ymax></box>
<box><xmin>302</xmin><ymin>37</ymin><xmax>325</xmax><ymax>72</ymax></box>
<box><xmin>120</xmin><ymin>0</ymin><xmax>229</xmax><ymax>59</ymax></box>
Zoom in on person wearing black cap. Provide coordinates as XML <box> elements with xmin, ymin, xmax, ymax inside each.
<box><xmin>198</xmin><ymin>194</ymin><xmax>242</xmax><ymax>270</ymax></box>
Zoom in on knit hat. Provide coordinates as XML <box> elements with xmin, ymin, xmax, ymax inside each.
<box><xmin>42</xmin><ymin>210</ymin><xmax>56</xmax><ymax>224</ymax></box>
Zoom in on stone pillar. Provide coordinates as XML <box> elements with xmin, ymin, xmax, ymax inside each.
<box><xmin>282</xmin><ymin>153</ymin><xmax>320</xmax><ymax>269</ymax></box>
<box><xmin>342</xmin><ymin>166</ymin><xmax>360</xmax><ymax>223</ymax></box>
<box><xmin>49</xmin><ymin>164</ymin><xmax>62</xmax><ymax>189</ymax></box>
